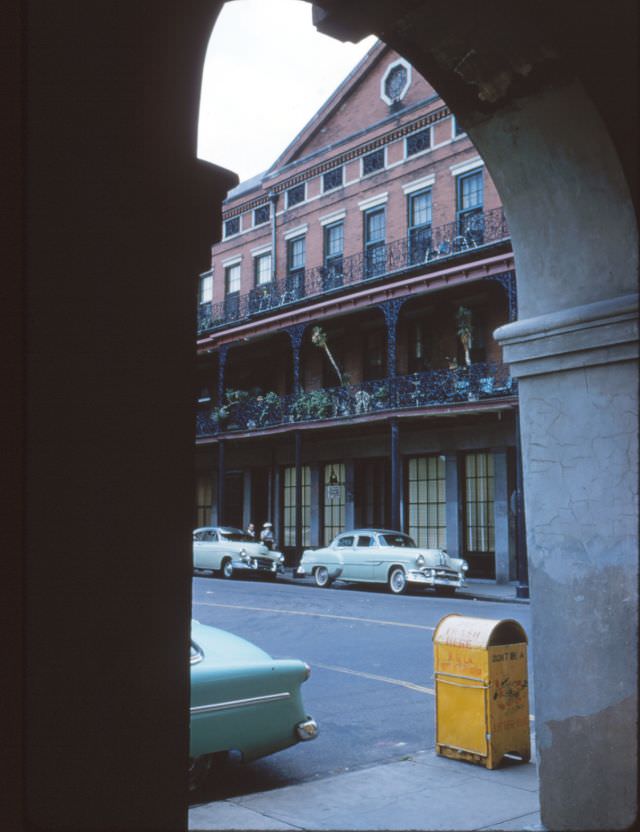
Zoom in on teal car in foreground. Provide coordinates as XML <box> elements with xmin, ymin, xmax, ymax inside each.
<box><xmin>189</xmin><ymin>620</ymin><xmax>318</xmax><ymax>789</ymax></box>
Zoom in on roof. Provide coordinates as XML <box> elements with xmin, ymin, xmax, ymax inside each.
<box><xmin>224</xmin><ymin>170</ymin><xmax>267</xmax><ymax>202</ymax></box>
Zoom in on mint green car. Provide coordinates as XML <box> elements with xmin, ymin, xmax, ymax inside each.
<box><xmin>296</xmin><ymin>528</ymin><xmax>469</xmax><ymax>595</ymax></box>
<box><xmin>189</xmin><ymin>620</ymin><xmax>318</xmax><ymax>789</ymax></box>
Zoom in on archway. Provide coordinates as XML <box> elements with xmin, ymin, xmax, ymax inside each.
<box><xmin>16</xmin><ymin>2</ymin><xmax>636</xmax><ymax>830</ymax></box>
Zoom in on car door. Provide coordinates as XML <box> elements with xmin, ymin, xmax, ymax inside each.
<box><xmin>195</xmin><ymin>529</ymin><xmax>220</xmax><ymax>570</ymax></box>
<box><xmin>340</xmin><ymin>534</ymin><xmax>374</xmax><ymax>581</ymax></box>
<box><xmin>333</xmin><ymin>535</ymin><xmax>356</xmax><ymax>580</ymax></box>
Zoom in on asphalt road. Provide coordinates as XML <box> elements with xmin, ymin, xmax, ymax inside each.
<box><xmin>190</xmin><ymin>574</ymin><xmax>533</xmax><ymax>805</ymax></box>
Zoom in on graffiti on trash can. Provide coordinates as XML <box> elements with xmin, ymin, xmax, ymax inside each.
<box><xmin>493</xmin><ymin>677</ymin><xmax>528</xmax><ymax>712</ymax></box>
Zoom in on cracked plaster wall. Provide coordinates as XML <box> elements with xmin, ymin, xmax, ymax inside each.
<box><xmin>519</xmin><ymin>361</ymin><xmax>638</xmax><ymax>829</ymax></box>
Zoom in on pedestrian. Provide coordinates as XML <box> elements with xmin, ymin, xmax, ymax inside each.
<box><xmin>246</xmin><ymin>522</ymin><xmax>256</xmax><ymax>539</ymax></box>
<box><xmin>260</xmin><ymin>521</ymin><xmax>274</xmax><ymax>549</ymax></box>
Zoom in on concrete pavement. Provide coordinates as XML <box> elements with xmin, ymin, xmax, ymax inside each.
<box><xmin>189</xmin><ymin>748</ymin><xmax>541</xmax><ymax>830</ymax></box>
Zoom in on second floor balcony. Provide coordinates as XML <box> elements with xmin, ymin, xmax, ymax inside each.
<box><xmin>198</xmin><ymin>207</ymin><xmax>509</xmax><ymax>336</ymax></box>
<box><xmin>196</xmin><ymin>361</ymin><xmax>516</xmax><ymax>438</ymax></box>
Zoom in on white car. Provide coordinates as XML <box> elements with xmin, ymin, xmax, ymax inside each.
<box><xmin>296</xmin><ymin>528</ymin><xmax>468</xmax><ymax>595</ymax></box>
<box><xmin>193</xmin><ymin>526</ymin><xmax>285</xmax><ymax>580</ymax></box>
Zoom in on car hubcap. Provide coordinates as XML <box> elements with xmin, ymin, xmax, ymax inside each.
<box><xmin>391</xmin><ymin>570</ymin><xmax>405</xmax><ymax>593</ymax></box>
<box><xmin>316</xmin><ymin>567</ymin><xmax>328</xmax><ymax>586</ymax></box>
<box><xmin>223</xmin><ymin>561</ymin><xmax>233</xmax><ymax>578</ymax></box>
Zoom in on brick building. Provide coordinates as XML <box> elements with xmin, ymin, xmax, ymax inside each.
<box><xmin>195</xmin><ymin>41</ymin><xmax>523</xmax><ymax>581</ymax></box>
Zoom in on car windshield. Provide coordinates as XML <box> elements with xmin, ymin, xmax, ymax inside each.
<box><xmin>218</xmin><ymin>528</ymin><xmax>252</xmax><ymax>542</ymax></box>
<box><xmin>378</xmin><ymin>533</ymin><xmax>416</xmax><ymax>548</ymax></box>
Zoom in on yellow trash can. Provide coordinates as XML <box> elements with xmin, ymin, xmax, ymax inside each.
<box><xmin>433</xmin><ymin>614</ymin><xmax>530</xmax><ymax>769</ymax></box>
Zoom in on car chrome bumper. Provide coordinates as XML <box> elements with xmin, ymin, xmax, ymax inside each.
<box><xmin>296</xmin><ymin>718</ymin><xmax>319</xmax><ymax>741</ymax></box>
<box><xmin>233</xmin><ymin>560</ymin><xmax>284</xmax><ymax>573</ymax></box>
<box><xmin>407</xmin><ymin>570</ymin><xmax>465</xmax><ymax>587</ymax></box>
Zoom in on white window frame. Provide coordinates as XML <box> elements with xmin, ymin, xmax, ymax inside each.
<box><xmin>380</xmin><ymin>57</ymin><xmax>412</xmax><ymax>105</ymax></box>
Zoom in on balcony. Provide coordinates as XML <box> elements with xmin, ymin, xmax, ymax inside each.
<box><xmin>196</xmin><ymin>362</ymin><xmax>516</xmax><ymax>437</ymax></box>
<box><xmin>198</xmin><ymin>207</ymin><xmax>510</xmax><ymax>335</ymax></box>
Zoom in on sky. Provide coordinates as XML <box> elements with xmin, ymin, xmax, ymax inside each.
<box><xmin>197</xmin><ymin>0</ymin><xmax>377</xmax><ymax>183</ymax></box>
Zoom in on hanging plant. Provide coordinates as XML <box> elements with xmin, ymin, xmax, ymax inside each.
<box><xmin>456</xmin><ymin>306</ymin><xmax>473</xmax><ymax>367</ymax></box>
<box><xmin>311</xmin><ymin>326</ymin><xmax>343</xmax><ymax>385</ymax></box>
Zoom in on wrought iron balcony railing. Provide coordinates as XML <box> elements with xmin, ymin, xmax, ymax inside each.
<box><xmin>198</xmin><ymin>207</ymin><xmax>509</xmax><ymax>334</ymax></box>
<box><xmin>196</xmin><ymin>362</ymin><xmax>516</xmax><ymax>437</ymax></box>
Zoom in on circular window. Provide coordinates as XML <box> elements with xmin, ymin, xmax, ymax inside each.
<box><xmin>385</xmin><ymin>65</ymin><xmax>408</xmax><ymax>101</ymax></box>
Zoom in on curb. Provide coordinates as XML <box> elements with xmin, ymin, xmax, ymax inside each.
<box><xmin>278</xmin><ymin>570</ymin><xmax>529</xmax><ymax>604</ymax></box>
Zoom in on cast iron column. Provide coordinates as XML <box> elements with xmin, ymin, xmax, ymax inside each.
<box><xmin>216</xmin><ymin>439</ymin><xmax>225</xmax><ymax>525</ymax></box>
<box><xmin>389</xmin><ymin>417</ymin><xmax>400</xmax><ymax>531</ymax></box>
<box><xmin>380</xmin><ymin>299</ymin><xmax>403</xmax><ymax>378</ymax></box>
<box><xmin>294</xmin><ymin>430</ymin><xmax>302</xmax><ymax>556</ymax></box>
<box><xmin>216</xmin><ymin>344</ymin><xmax>228</xmax><ymax>406</ymax></box>
<box><xmin>287</xmin><ymin>324</ymin><xmax>306</xmax><ymax>394</ymax></box>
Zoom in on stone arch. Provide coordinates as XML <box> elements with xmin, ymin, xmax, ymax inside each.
<box><xmin>16</xmin><ymin>2</ymin><xmax>636</xmax><ymax>830</ymax></box>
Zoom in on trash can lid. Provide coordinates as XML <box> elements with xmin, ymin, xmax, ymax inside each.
<box><xmin>433</xmin><ymin>614</ymin><xmax>527</xmax><ymax>648</ymax></box>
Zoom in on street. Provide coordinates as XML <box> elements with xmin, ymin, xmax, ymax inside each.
<box><xmin>190</xmin><ymin>573</ymin><xmax>533</xmax><ymax>806</ymax></box>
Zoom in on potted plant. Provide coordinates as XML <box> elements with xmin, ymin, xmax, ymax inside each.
<box><xmin>456</xmin><ymin>306</ymin><xmax>473</xmax><ymax>367</ymax></box>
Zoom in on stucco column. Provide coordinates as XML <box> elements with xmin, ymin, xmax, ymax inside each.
<box><xmin>492</xmin><ymin>448</ymin><xmax>510</xmax><ymax>584</ymax></box>
<box><xmin>444</xmin><ymin>453</ymin><xmax>461</xmax><ymax>558</ymax></box>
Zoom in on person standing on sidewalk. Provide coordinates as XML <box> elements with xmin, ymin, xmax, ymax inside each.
<box><xmin>260</xmin><ymin>522</ymin><xmax>274</xmax><ymax>550</ymax></box>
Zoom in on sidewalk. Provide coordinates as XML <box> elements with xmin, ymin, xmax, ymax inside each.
<box><xmin>280</xmin><ymin>569</ymin><xmax>530</xmax><ymax>605</ymax></box>
<box><xmin>189</xmin><ymin>749</ymin><xmax>542</xmax><ymax>831</ymax></box>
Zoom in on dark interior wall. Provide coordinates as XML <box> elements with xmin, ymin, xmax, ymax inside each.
<box><xmin>15</xmin><ymin>2</ymin><xmax>234</xmax><ymax>829</ymax></box>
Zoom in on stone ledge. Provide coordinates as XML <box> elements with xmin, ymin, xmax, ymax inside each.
<box><xmin>495</xmin><ymin>293</ymin><xmax>638</xmax><ymax>378</ymax></box>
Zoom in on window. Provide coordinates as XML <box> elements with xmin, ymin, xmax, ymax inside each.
<box><xmin>224</xmin><ymin>216</ymin><xmax>239</xmax><ymax>238</ymax></box>
<box><xmin>198</xmin><ymin>273</ymin><xmax>213</xmax><ymax>306</ymax></box>
<box><xmin>363</xmin><ymin>330</ymin><xmax>385</xmax><ymax>381</ymax></box>
<box><xmin>364</xmin><ymin>206</ymin><xmax>386</xmax><ymax>277</ymax></box>
<box><xmin>253</xmin><ymin>204</ymin><xmax>270</xmax><ymax>226</ymax></box>
<box><xmin>464</xmin><ymin>452</ymin><xmax>495</xmax><ymax>553</ymax></box>
<box><xmin>408</xmin><ymin>189</ymin><xmax>432</xmax><ymax>264</ymax></box>
<box><xmin>286</xmin><ymin>183</ymin><xmax>305</xmax><ymax>208</ymax></box>
<box><xmin>323</xmin><ymin>463</ymin><xmax>345</xmax><ymax>545</ymax></box>
<box><xmin>323</xmin><ymin>221</ymin><xmax>344</xmax><ymax>289</ymax></box>
<box><xmin>336</xmin><ymin>535</ymin><xmax>354</xmax><ymax>547</ymax></box>
<box><xmin>283</xmin><ymin>465</ymin><xmax>311</xmax><ymax>547</ymax></box>
<box><xmin>456</xmin><ymin>169</ymin><xmax>484</xmax><ymax>244</ymax></box>
<box><xmin>407</xmin><ymin>456</ymin><xmax>446</xmax><ymax>549</ymax></box>
<box><xmin>224</xmin><ymin>263</ymin><xmax>241</xmax><ymax>319</ymax></box>
<box><xmin>195</xmin><ymin>475</ymin><xmax>212</xmax><ymax>529</ymax></box>
<box><xmin>362</xmin><ymin>148</ymin><xmax>384</xmax><ymax>176</ymax></box>
<box><xmin>452</xmin><ymin>115</ymin><xmax>466</xmax><ymax>138</ymax></box>
<box><xmin>254</xmin><ymin>252</ymin><xmax>272</xmax><ymax>286</ymax></box>
<box><xmin>356</xmin><ymin>534</ymin><xmax>373</xmax><ymax>546</ymax></box>
<box><xmin>406</xmin><ymin>127</ymin><xmax>431</xmax><ymax>157</ymax></box>
<box><xmin>323</xmin><ymin>166</ymin><xmax>343</xmax><ymax>192</ymax></box>
<box><xmin>408</xmin><ymin>318</ymin><xmax>436</xmax><ymax>373</ymax></box>
<box><xmin>286</xmin><ymin>236</ymin><xmax>306</xmax><ymax>301</ymax></box>
<box><xmin>224</xmin><ymin>263</ymin><xmax>241</xmax><ymax>295</ymax></box>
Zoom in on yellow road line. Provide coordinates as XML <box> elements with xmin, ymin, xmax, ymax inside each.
<box><xmin>195</xmin><ymin>599</ymin><xmax>436</xmax><ymax>631</ymax></box>
<box><xmin>314</xmin><ymin>662</ymin><xmax>435</xmax><ymax>695</ymax></box>
<box><xmin>313</xmin><ymin>663</ymin><xmax>535</xmax><ymax>721</ymax></box>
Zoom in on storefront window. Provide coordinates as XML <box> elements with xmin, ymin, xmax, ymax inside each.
<box><xmin>283</xmin><ymin>466</ymin><xmax>311</xmax><ymax>547</ymax></box>
<box><xmin>407</xmin><ymin>456</ymin><xmax>446</xmax><ymax>548</ymax></box>
<box><xmin>323</xmin><ymin>463</ymin><xmax>345</xmax><ymax>544</ymax></box>
<box><xmin>464</xmin><ymin>452</ymin><xmax>495</xmax><ymax>552</ymax></box>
